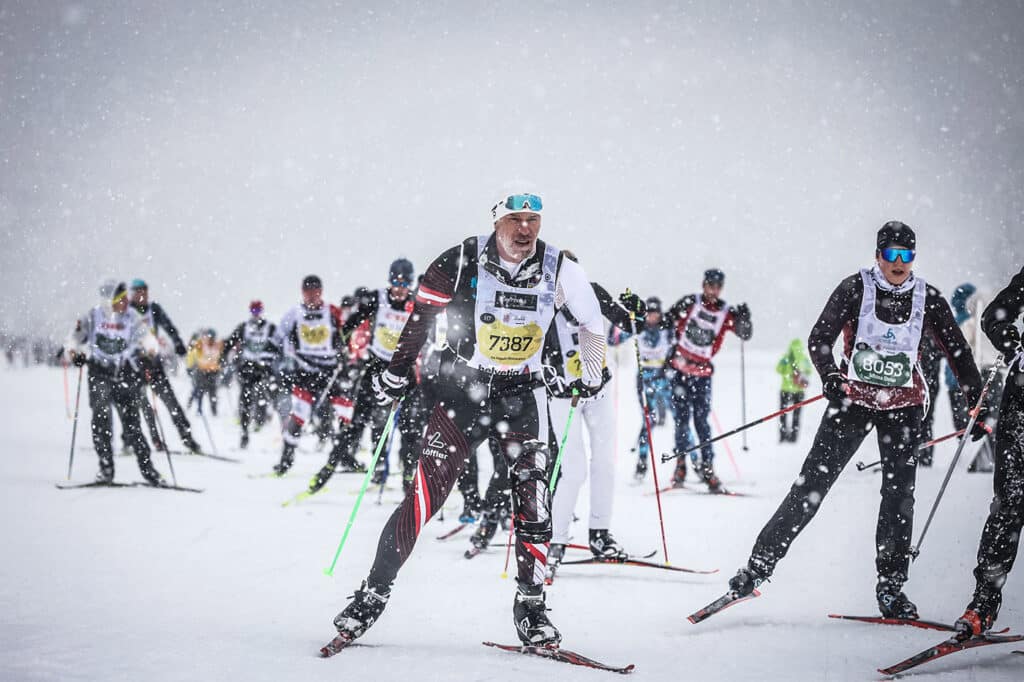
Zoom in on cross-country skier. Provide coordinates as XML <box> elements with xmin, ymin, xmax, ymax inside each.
<box><xmin>304</xmin><ymin>260</ymin><xmax>417</xmax><ymax>493</ymax></box>
<box><xmin>272</xmin><ymin>275</ymin><xmax>354</xmax><ymax>475</ymax></box>
<box><xmin>326</xmin><ymin>192</ymin><xmax>605</xmax><ymax>649</ymax></box>
<box><xmin>665</xmin><ymin>268</ymin><xmax>753</xmax><ymax>490</ymax></box>
<box><xmin>776</xmin><ymin>339</ymin><xmax>813</xmax><ymax>443</ymax></box>
<box><xmin>544</xmin><ymin>260</ymin><xmax>637</xmax><ymax>577</ymax></box>
<box><xmin>189</xmin><ymin>329</ymin><xmax>222</xmax><ymax>415</ymax></box>
<box><xmin>220</xmin><ymin>300</ymin><xmax>280</xmax><ymax>448</ymax></box>
<box><xmin>608</xmin><ymin>296</ymin><xmax>674</xmax><ymax>479</ymax></box>
<box><xmin>65</xmin><ymin>281</ymin><xmax>167</xmax><ymax>485</ymax></box>
<box><xmin>953</xmin><ymin>266</ymin><xmax>1024</xmax><ymax>638</ymax></box>
<box><xmin>129</xmin><ymin>280</ymin><xmax>203</xmax><ymax>453</ymax></box>
<box><xmin>725</xmin><ymin>222</ymin><xmax>985</xmax><ymax>619</ymax></box>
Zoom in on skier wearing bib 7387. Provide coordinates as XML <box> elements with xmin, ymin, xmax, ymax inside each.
<box><xmin>724</xmin><ymin>222</ymin><xmax>985</xmax><ymax>620</ymax></box>
<box><xmin>324</xmin><ymin>192</ymin><xmax>606</xmax><ymax>652</ymax></box>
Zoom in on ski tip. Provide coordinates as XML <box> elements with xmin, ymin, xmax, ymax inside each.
<box><xmin>686</xmin><ymin>615</ymin><xmax>698</xmax><ymax>625</ymax></box>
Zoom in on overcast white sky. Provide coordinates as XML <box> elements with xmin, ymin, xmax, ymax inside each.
<box><xmin>1</xmin><ymin>1</ymin><xmax>1021</xmax><ymax>349</ymax></box>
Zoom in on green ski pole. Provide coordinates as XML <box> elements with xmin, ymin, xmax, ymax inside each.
<box><xmin>324</xmin><ymin>398</ymin><xmax>403</xmax><ymax>576</ymax></box>
<box><xmin>548</xmin><ymin>391</ymin><xmax>580</xmax><ymax>492</ymax></box>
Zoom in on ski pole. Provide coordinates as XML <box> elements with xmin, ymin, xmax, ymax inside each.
<box><xmin>627</xmin><ymin>297</ymin><xmax>671</xmax><ymax>564</ymax></box>
<box><xmin>911</xmin><ymin>362</ymin><xmax>1002</xmax><ymax>561</ymax></box>
<box><xmin>324</xmin><ymin>398</ymin><xmax>403</xmax><ymax>577</ymax></box>
<box><xmin>65</xmin><ymin>365</ymin><xmax>84</xmax><ymax>480</ymax></box>
<box><xmin>710</xmin><ymin>410</ymin><xmax>742</xmax><ymax>480</ymax></box>
<box><xmin>917</xmin><ymin>428</ymin><xmax>967</xmax><ymax>451</ymax></box>
<box><xmin>740</xmin><ymin>340</ymin><xmax>749</xmax><ymax>452</ymax></box>
<box><xmin>200</xmin><ymin>410</ymin><xmax>219</xmax><ymax>456</ymax></box>
<box><xmin>548</xmin><ymin>391</ymin><xmax>580</xmax><ymax>492</ymax></box>
<box><xmin>62</xmin><ymin>360</ymin><xmax>72</xmax><ymax>418</ymax></box>
<box><xmin>150</xmin><ymin>386</ymin><xmax>177</xmax><ymax>487</ymax></box>
<box><xmin>662</xmin><ymin>394</ymin><xmax>825</xmax><ymax>462</ymax></box>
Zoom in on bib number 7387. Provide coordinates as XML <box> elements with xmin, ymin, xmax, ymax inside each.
<box><xmin>489</xmin><ymin>335</ymin><xmax>533</xmax><ymax>353</ymax></box>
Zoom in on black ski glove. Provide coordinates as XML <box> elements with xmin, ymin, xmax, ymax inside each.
<box><xmin>70</xmin><ymin>351</ymin><xmax>87</xmax><ymax>367</ymax></box>
<box><xmin>733</xmin><ymin>303</ymin><xmax>751</xmax><ymax>322</ymax></box>
<box><xmin>568</xmin><ymin>378</ymin><xmax>603</xmax><ymax>399</ymax></box>
<box><xmin>618</xmin><ymin>292</ymin><xmax>646</xmax><ymax>319</ymax></box>
<box><xmin>174</xmin><ymin>340</ymin><xmax>187</xmax><ymax>357</ymax></box>
<box><xmin>371</xmin><ymin>369</ymin><xmax>407</xmax><ymax>406</ymax></box>
<box><xmin>822</xmin><ymin>372</ymin><xmax>848</xmax><ymax>403</ymax></box>
<box><xmin>969</xmin><ymin>405</ymin><xmax>992</xmax><ymax>442</ymax></box>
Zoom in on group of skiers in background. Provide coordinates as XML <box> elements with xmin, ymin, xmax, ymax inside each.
<box><xmin>48</xmin><ymin>194</ymin><xmax>1024</xmax><ymax>661</ymax></box>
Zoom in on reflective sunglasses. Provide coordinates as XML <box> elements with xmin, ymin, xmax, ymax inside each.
<box><xmin>390</xmin><ymin>279</ymin><xmax>411</xmax><ymax>288</ymax></box>
<box><xmin>880</xmin><ymin>247</ymin><xmax>915</xmax><ymax>263</ymax></box>
<box><xmin>502</xmin><ymin>193</ymin><xmax>543</xmax><ymax>212</ymax></box>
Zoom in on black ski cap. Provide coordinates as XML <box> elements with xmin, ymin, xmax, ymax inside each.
<box><xmin>389</xmin><ymin>258</ymin><xmax>414</xmax><ymax>283</ymax></box>
<box><xmin>703</xmin><ymin>268</ymin><xmax>725</xmax><ymax>286</ymax></box>
<box><xmin>645</xmin><ymin>296</ymin><xmax>662</xmax><ymax>313</ymax></box>
<box><xmin>302</xmin><ymin>274</ymin><xmax>322</xmax><ymax>290</ymax></box>
<box><xmin>876</xmin><ymin>221</ymin><xmax>916</xmax><ymax>250</ymax></box>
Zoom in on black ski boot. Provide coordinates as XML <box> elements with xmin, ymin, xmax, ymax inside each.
<box><xmin>140</xmin><ymin>465</ymin><xmax>166</xmax><ymax>487</ymax></box>
<box><xmin>700</xmin><ymin>462</ymin><xmax>722</xmax><ymax>493</ymax></box>
<box><xmin>634</xmin><ymin>457</ymin><xmax>648</xmax><ymax>482</ymax></box>
<box><xmin>877</xmin><ymin>581</ymin><xmax>919</xmax><ymax>619</ymax></box>
<box><xmin>240</xmin><ymin>432</ymin><xmax>249</xmax><ymax>450</ymax></box>
<box><xmin>332</xmin><ymin>581</ymin><xmax>390</xmax><ymax>642</ymax></box>
<box><xmin>308</xmin><ymin>466</ymin><xmax>332</xmax><ymax>494</ymax></box>
<box><xmin>545</xmin><ymin>543</ymin><xmax>566</xmax><ymax>583</ymax></box>
<box><xmin>470</xmin><ymin>510</ymin><xmax>499</xmax><ymax>550</ymax></box>
<box><xmin>589</xmin><ymin>529</ymin><xmax>628</xmax><ymax>560</ymax></box>
<box><xmin>95</xmin><ymin>457</ymin><xmax>115</xmax><ymax>484</ymax></box>
<box><xmin>728</xmin><ymin>563</ymin><xmax>768</xmax><ymax>597</ymax></box>
<box><xmin>273</xmin><ymin>445</ymin><xmax>295</xmax><ymax>476</ymax></box>
<box><xmin>182</xmin><ymin>434</ymin><xmax>203</xmax><ymax>455</ymax></box>
<box><xmin>513</xmin><ymin>581</ymin><xmax>561</xmax><ymax>646</ymax></box>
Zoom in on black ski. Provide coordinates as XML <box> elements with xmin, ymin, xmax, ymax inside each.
<box><xmin>559</xmin><ymin>556</ymin><xmax>717</xmax><ymax>575</ymax></box>
<box><xmin>171</xmin><ymin>449</ymin><xmax>241</xmax><ymax>463</ymax></box>
<box><xmin>56</xmin><ymin>481</ymin><xmax>203</xmax><ymax>493</ymax></box>
<box><xmin>688</xmin><ymin>589</ymin><xmax>761</xmax><ymax>624</ymax></box>
<box><xmin>878</xmin><ymin>632</ymin><xmax>1024</xmax><ymax>675</ymax></box>
<box><xmin>55</xmin><ymin>481</ymin><xmax>135</xmax><ymax>490</ymax></box>
<box><xmin>827</xmin><ymin>613</ymin><xmax>955</xmax><ymax>632</ymax></box>
<box><xmin>483</xmin><ymin>641</ymin><xmax>635</xmax><ymax>674</ymax></box>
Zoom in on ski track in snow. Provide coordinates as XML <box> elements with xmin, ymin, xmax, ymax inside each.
<box><xmin>3</xmin><ymin>350</ymin><xmax>1019</xmax><ymax>681</ymax></box>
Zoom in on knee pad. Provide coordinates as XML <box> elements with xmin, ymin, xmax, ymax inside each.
<box><xmin>511</xmin><ymin>440</ymin><xmax>552</xmax><ymax>544</ymax></box>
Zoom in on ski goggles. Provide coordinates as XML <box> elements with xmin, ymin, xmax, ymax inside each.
<box><xmin>880</xmin><ymin>247</ymin><xmax>915</xmax><ymax>263</ymax></box>
<box><xmin>390</xmin><ymin>278</ymin><xmax>411</xmax><ymax>288</ymax></box>
<box><xmin>492</xmin><ymin>193</ymin><xmax>543</xmax><ymax>221</ymax></box>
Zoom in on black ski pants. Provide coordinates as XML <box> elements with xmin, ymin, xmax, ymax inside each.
<box><xmin>238</xmin><ymin>362</ymin><xmax>271</xmax><ymax>433</ymax></box>
<box><xmin>749</xmin><ymin>401</ymin><xmax>922</xmax><ymax>588</ymax></box>
<box><xmin>88</xmin><ymin>364</ymin><xmax>157</xmax><ymax>478</ymax></box>
<box><xmin>971</xmin><ymin>366</ymin><xmax>1024</xmax><ymax>598</ymax></box>
<box><xmin>365</xmin><ymin>374</ymin><xmax>552</xmax><ymax>591</ymax></box>
<box><xmin>147</xmin><ymin>362</ymin><xmax>194</xmax><ymax>441</ymax></box>
<box><xmin>779</xmin><ymin>390</ymin><xmax>804</xmax><ymax>442</ymax></box>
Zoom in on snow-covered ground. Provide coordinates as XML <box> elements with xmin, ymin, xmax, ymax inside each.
<box><xmin>2</xmin><ymin>349</ymin><xmax>1019</xmax><ymax>681</ymax></box>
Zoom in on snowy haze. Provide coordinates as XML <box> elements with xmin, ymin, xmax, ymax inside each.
<box><xmin>1</xmin><ymin>1</ymin><xmax>1022</xmax><ymax>344</ymax></box>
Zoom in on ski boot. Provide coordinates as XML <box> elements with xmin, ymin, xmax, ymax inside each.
<box><xmin>273</xmin><ymin>445</ymin><xmax>295</xmax><ymax>476</ymax></box>
<box><xmin>513</xmin><ymin>581</ymin><xmax>561</xmax><ymax>646</ymax></box>
<box><xmin>954</xmin><ymin>584</ymin><xmax>1001</xmax><ymax>639</ymax></box>
<box><xmin>334</xmin><ymin>457</ymin><xmax>367</xmax><ymax>474</ymax></box>
<box><xmin>589</xmin><ymin>529</ymin><xmax>628</xmax><ymax>560</ymax></box>
<box><xmin>671</xmin><ymin>457</ymin><xmax>687</xmax><ymax>488</ymax></box>
<box><xmin>700</xmin><ymin>462</ymin><xmax>723</xmax><ymax>493</ymax></box>
<box><xmin>876</xmin><ymin>581</ymin><xmax>919</xmax><ymax>619</ymax></box>
<box><xmin>332</xmin><ymin>581</ymin><xmax>391</xmax><ymax>642</ymax></box>
<box><xmin>95</xmin><ymin>457</ymin><xmax>115</xmax><ymax>484</ymax></box>
<box><xmin>545</xmin><ymin>543</ymin><xmax>566</xmax><ymax>583</ymax></box>
<box><xmin>140</xmin><ymin>466</ymin><xmax>166</xmax><ymax>487</ymax></box>
<box><xmin>308</xmin><ymin>466</ymin><xmax>332</xmax><ymax>494</ymax></box>
<box><xmin>182</xmin><ymin>434</ymin><xmax>203</xmax><ymax>455</ymax></box>
<box><xmin>634</xmin><ymin>457</ymin><xmax>648</xmax><ymax>482</ymax></box>
<box><xmin>470</xmin><ymin>510</ymin><xmax>499</xmax><ymax>550</ymax></box>
<box><xmin>240</xmin><ymin>432</ymin><xmax>249</xmax><ymax>450</ymax></box>
<box><xmin>728</xmin><ymin>562</ymin><xmax>768</xmax><ymax>598</ymax></box>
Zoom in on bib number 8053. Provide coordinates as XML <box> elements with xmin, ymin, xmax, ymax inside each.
<box><xmin>861</xmin><ymin>357</ymin><xmax>904</xmax><ymax>378</ymax></box>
